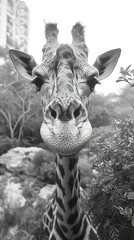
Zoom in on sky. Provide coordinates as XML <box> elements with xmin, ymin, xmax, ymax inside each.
<box><xmin>25</xmin><ymin>0</ymin><xmax>134</xmax><ymax>95</ymax></box>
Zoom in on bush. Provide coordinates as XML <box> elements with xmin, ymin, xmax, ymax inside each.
<box><xmin>88</xmin><ymin>94</ymin><xmax>114</xmax><ymax>128</ymax></box>
<box><xmin>88</xmin><ymin>118</ymin><xmax>134</xmax><ymax>240</ymax></box>
<box><xmin>0</xmin><ymin>136</ymin><xmax>18</xmax><ymax>156</ymax></box>
<box><xmin>0</xmin><ymin>136</ymin><xmax>33</xmax><ymax>156</ymax></box>
<box><xmin>32</xmin><ymin>150</ymin><xmax>56</xmax><ymax>184</ymax></box>
<box><xmin>0</xmin><ymin>202</ymin><xmax>47</xmax><ymax>240</ymax></box>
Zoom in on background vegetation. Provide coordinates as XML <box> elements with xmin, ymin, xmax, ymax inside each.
<box><xmin>1</xmin><ymin>47</ymin><xmax>134</xmax><ymax>239</ymax></box>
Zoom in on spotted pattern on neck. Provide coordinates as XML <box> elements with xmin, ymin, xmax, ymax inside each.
<box><xmin>42</xmin><ymin>154</ymin><xmax>98</xmax><ymax>240</ymax></box>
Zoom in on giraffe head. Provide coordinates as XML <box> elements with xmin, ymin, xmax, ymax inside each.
<box><xmin>9</xmin><ymin>23</ymin><xmax>121</xmax><ymax>155</ymax></box>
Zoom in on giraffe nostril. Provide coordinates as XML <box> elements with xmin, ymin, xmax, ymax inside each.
<box><xmin>47</xmin><ymin>103</ymin><xmax>84</xmax><ymax>121</ymax></box>
<box><xmin>73</xmin><ymin>106</ymin><xmax>81</xmax><ymax>119</ymax></box>
<box><xmin>50</xmin><ymin>107</ymin><xmax>57</xmax><ymax>119</ymax></box>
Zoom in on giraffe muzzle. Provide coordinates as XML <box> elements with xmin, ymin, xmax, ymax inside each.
<box><xmin>40</xmin><ymin>100</ymin><xmax>92</xmax><ymax>155</ymax></box>
<box><xmin>45</xmin><ymin>99</ymin><xmax>87</xmax><ymax>125</ymax></box>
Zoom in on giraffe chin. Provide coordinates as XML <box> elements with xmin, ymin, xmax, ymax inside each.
<box><xmin>40</xmin><ymin>119</ymin><xmax>92</xmax><ymax>155</ymax></box>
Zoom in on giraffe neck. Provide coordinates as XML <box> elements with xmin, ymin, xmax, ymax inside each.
<box><xmin>55</xmin><ymin>154</ymin><xmax>80</xmax><ymax>224</ymax></box>
<box><xmin>43</xmin><ymin>153</ymin><xmax>99</xmax><ymax>240</ymax></box>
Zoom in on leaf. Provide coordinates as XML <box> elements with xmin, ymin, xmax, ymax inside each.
<box><xmin>130</xmin><ymin>69</ymin><xmax>134</xmax><ymax>74</ymax></box>
<box><xmin>116</xmin><ymin>206</ymin><xmax>125</xmax><ymax>215</ymax></box>
<box><xmin>120</xmin><ymin>70</ymin><xmax>127</xmax><ymax>75</ymax></box>
<box><xmin>109</xmin><ymin>227</ymin><xmax>119</xmax><ymax>240</ymax></box>
<box><xmin>116</xmin><ymin>79</ymin><xmax>125</xmax><ymax>82</ymax></box>
<box><xmin>124</xmin><ymin>206</ymin><xmax>133</xmax><ymax>218</ymax></box>
<box><xmin>126</xmin><ymin>191</ymin><xmax>134</xmax><ymax>200</ymax></box>
<box><xmin>120</xmin><ymin>66</ymin><xmax>125</xmax><ymax>72</ymax></box>
<box><xmin>126</xmin><ymin>65</ymin><xmax>132</xmax><ymax>71</ymax></box>
<box><xmin>126</xmin><ymin>72</ymin><xmax>132</xmax><ymax>76</ymax></box>
<box><xmin>132</xmin><ymin>216</ymin><xmax>134</xmax><ymax>226</ymax></box>
<box><xmin>116</xmin><ymin>77</ymin><xmax>125</xmax><ymax>82</ymax></box>
<box><xmin>120</xmin><ymin>66</ymin><xmax>132</xmax><ymax>76</ymax></box>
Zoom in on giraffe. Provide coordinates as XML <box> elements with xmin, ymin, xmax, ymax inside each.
<box><xmin>9</xmin><ymin>22</ymin><xmax>121</xmax><ymax>240</ymax></box>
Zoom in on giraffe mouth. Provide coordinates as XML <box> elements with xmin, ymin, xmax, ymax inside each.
<box><xmin>40</xmin><ymin>119</ymin><xmax>92</xmax><ymax>155</ymax></box>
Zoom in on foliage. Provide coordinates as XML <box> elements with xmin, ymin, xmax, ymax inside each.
<box><xmin>88</xmin><ymin>94</ymin><xmax>115</xmax><ymax>127</ymax></box>
<box><xmin>115</xmin><ymin>66</ymin><xmax>134</xmax><ymax>118</ymax></box>
<box><xmin>116</xmin><ymin>65</ymin><xmax>134</xmax><ymax>87</ymax></box>
<box><xmin>0</xmin><ymin>202</ymin><xmax>47</xmax><ymax>240</ymax></box>
<box><xmin>32</xmin><ymin>150</ymin><xmax>56</xmax><ymax>184</ymax></box>
<box><xmin>0</xmin><ymin>47</ymin><xmax>43</xmax><ymax>155</ymax></box>
<box><xmin>0</xmin><ymin>136</ymin><xmax>17</xmax><ymax>155</ymax></box>
<box><xmin>87</xmin><ymin>118</ymin><xmax>134</xmax><ymax>240</ymax></box>
<box><xmin>0</xmin><ymin>148</ymin><xmax>56</xmax><ymax>240</ymax></box>
<box><xmin>113</xmin><ymin>87</ymin><xmax>134</xmax><ymax>120</ymax></box>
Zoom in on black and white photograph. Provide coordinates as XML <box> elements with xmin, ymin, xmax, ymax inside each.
<box><xmin>0</xmin><ymin>0</ymin><xmax>134</xmax><ymax>239</ymax></box>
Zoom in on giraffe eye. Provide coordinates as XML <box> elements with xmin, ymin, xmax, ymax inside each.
<box><xmin>32</xmin><ymin>77</ymin><xmax>45</xmax><ymax>91</ymax></box>
<box><xmin>88</xmin><ymin>77</ymin><xmax>100</xmax><ymax>92</ymax></box>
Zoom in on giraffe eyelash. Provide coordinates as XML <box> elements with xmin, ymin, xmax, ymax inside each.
<box><xmin>32</xmin><ymin>77</ymin><xmax>45</xmax><ymax>91</ymax></box>
<box><xmin>88</xmin><ymin>77</ymin><xmax>100</xmax><ymax>92</ymax></box>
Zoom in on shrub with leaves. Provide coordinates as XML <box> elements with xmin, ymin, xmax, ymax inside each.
<box><xmin>116</xmin><ymin>65</ymin><xmax>134</xmax><ymax>87</ymax></box>
<box><xmin>32</xmin><ymin>150</ymin><xmax>56</xmax><ymax>184</ymax></box>
<box><xmin>87</xmin><ymin>118</ymin><xmax>134</xmax><ymax>240</ymax></box>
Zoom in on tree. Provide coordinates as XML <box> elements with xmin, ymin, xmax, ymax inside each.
<box><xmin>0</xmin><ymin>87</ymin><xmax>31</xmax><ymax>141</ymax></box>
<box><xmin>88</xmin><ymin>93</ymin><xmax>115</xmax><ymax>127</ymax></box>
<box><xmin>0</xmin><ymin>47</ymin><xmax>42</xmax><ymax>153</ymax></box>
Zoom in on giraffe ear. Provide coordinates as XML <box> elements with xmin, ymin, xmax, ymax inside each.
<box><xmin>93</xmin><ymin>48</ymin><xmax>121</xmax><ymax>80</ymax></box>
<box><xmin>9</xmin><ymin>49</ymin><xmax>37</xmax><ymax>80</ymax></box>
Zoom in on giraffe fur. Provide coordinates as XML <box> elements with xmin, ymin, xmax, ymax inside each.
<box><xmin>43</xmin><ymin>155</ymin><xmax>98</xmax><ymax>240</ymax></box>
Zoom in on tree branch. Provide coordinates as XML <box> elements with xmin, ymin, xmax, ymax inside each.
<box><xmin>0</xmin><ymin>79</ymin><xmax>25</xmax><ymax>93</ymax></box>
<box><xmin>0</xmin><ymin>109</ymin><xmax>9</xmax><ymax>123</ymax></box>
